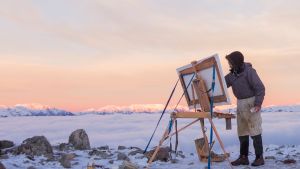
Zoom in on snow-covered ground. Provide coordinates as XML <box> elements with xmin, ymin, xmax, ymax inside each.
<box><xmin>1</xmin><ymin>111</ymin><xmax>300</xmax><ymax>168</ymax></box>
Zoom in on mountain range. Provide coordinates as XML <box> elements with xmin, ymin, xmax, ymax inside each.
<box><xmin>0</xmin><ymin>103</ymin><xmax>299</xmax><ymax>117</ymax></box>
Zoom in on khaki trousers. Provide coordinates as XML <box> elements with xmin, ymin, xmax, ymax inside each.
<box><xmin>237</xmin><ymin>96</ymin><xmax>262</xmax><ymax>136</ymax></box>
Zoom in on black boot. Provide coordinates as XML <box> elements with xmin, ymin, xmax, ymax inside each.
<box><xmin>231</xmin><ymin>136</ymin><xmax>250</xmax><ymax>166</ymax></box>
<box><xmin>231</xmin><ymin>155</ymin><xmax>249</xmax><ymax>166</ymax></box>
<box><xmin>251</xmin><ymin>134</ymin><xmax>265</xmax><ymax>166</ymax></box>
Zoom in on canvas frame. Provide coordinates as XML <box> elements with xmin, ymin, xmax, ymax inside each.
<box><xmin>176</xmin><ymin>54</ymin><xmax>231</xmax><ymax>110</ymax></box>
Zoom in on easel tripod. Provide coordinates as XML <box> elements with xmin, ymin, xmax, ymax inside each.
<box><xmin>147</xmin><ymin>61</ymin><xmax>235</xmax><ymax>169</ymax></box>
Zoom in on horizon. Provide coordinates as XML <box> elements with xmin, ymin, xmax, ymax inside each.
<box><xmin>1</xmin><ymin>0</ymin><xmax>300</xmax><ymax>111</ymax></box>
<box><xmin>1</xmin><ymin>102</ymin><xmax>300</xmax><ymax>113</ymax></box>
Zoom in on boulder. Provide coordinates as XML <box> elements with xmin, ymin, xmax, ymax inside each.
<box><xmin>68</xmin><ymin>129</ymin><xmax>90</xmax><ymax>150</ymax></box>
<box><xmin>0</xmin><ymin>140</ymin><xmax>14</xmax><ymax>149</ymax></box>
<box><xmin>145</xmin><ymin>147</ymin><xmax>170</xmax><ymax>162</ymax></box>
<box><xmin>16</xmin><ymin>136</ymin><xmax>53</xmax><ymax>158</ymax></box>
<box><xmin>59</xmin><ymin>153</ymin><xmax>76</xmax><ymax>168</ymax></box>
<box><xmin>0</xmin><ymin>162</ymin><xmax>6</xmax><ymax>169</ymax></box>
<box><xmin>118</xmin><ymin>161</ymin><xmax>138</xmax><ymax>169</ymax></box>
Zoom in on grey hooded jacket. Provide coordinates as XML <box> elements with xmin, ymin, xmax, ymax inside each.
<box><xmin>225</xmin><ymin>63</ymin><xmax>265</xmax><ymax>107</ymax></box>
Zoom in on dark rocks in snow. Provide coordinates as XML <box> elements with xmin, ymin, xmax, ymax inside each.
<box><xmin>118</xmin><ymin>161</ymin><xmax>138</xmax><ymax>169</ymax></box>
<box><xmin>68</xmin><ymin>129</ymin><xmax>91</xmax><ymax>150</ymax></box>
<box><xmin>27</xmin><ymin>166</ymin><xmax>37</xmax><ymax>169</ymax></box>
<box><xmin>171</xmin><ymin>159</ymin><xmax>179</xmax><ymax>164</ymax></box>
<box><xmin>117</xmin><ymin>152</ymin><xmax>130</xmax><ymax>161</ymax></box>
<box><xmin>118</xmin><ymin>146</ymin><xmax>127</xmax><ymax>150</ymax></box>
<box><xmin>265</xmin><ymin>156</ymin><xmax>276</xmax><ymax>160</ymax></box>
<box><xmin>0</xmin><ymin>154</ymin><xmax>9</xmax><ymax>160</ymax></box>
<box><xmin>145</xmin><ymin>147</ymin><xmax>170</xmax><ymax>162</ymax></box>
<box><xmin>0</xmin><ymin>140</ymin><xmax>14</xmax><ymax>149</ymax></box>
<box><xmin>88</xmin><ymin>149</ymin><xmax>112</xmax><ymax>159</ymax></box>
<box><xmin>282</xmin><ymin>158</ymin><xmax>296</xmax><ymax>164</ymax></box>
<box><xmin>15</xmin><ymin>136</ymin><xmax>53</xmax><ymax>159</ymax></box>
<box><xmin>99</xmin><ymin>145</ymin><xmax>109</xmax><ymax>151</ymax></box>
<box><xmin>128</xmin><ymin>149</ymin><xmax>143</xmax><ymax>156</ymax></box>
<box><xmin>58</xmin><ymin>143</ymin><xmax>74</xmax><ymax>152</ymax></box>
<box><xmin>59</xmin><ymin>153</ymin><xmax>76</xmax><ymax>168</ymax></box>
<box><xmin>0</xmin><ymin>162</ymin><xmax>6</xmax><ymax>169</ymax></box>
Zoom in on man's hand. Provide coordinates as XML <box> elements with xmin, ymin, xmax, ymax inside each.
<box><xmin>251</xmin><ymin>106</ymin><xmax>261</xmax><ymax>113</ymax></box>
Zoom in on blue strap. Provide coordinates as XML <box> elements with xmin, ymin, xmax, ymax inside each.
<box><xmin>143</xmin><ymin>73</ymin><xmax>196</xmax><ymax>154</ymax></box>
<box><xmin>208</xmin><ymin>66</ymin><xmax>216</xmax><ymax>169</ymax></box>
<box><xmin>143</xmin><ymin>79</ymin><xmax>179</xmax><ymax>154</ymax></box>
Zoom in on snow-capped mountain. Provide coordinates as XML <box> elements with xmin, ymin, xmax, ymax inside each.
<box><xmin>78</xmin><ymin>104</ymin><xmax>189</xmax><ymax>115</ymax></box>
<box><xmin>0</xmin><ymin>104</ymin><xmax>73</xmax><ymax>117</ymax></box>
<box><xmin>1</xmin><ymin>104</ymin><xmax>300</xmax><ymax>117</ymax></box>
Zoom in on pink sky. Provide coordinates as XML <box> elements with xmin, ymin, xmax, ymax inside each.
<box><xmin>0</xmin><ymin>1</ymin><xmax>299</xmax><ymax>111</ymax></box>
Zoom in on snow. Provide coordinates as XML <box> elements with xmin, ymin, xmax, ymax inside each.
<box><xmin>0</xmin><ymin>111</ymin><xmax>300</xmax><ymax>168</ymax></box>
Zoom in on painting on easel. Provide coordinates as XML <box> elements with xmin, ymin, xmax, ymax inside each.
<box><xmin>176</xmin><ymin>54</ymin><xmax>231</xmax><ymax>110</ymax></box>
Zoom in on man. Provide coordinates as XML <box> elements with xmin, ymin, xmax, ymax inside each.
<box><xmin>225</xmin><ymin>51</ymin><xmax>265</xmax><ymax>167</ymax></box>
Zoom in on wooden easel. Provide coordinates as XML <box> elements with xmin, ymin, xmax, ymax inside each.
<box><xmin>147</xmin><ymin>61</ymin><xmax>235</xmax><ymax>169</ymax></box>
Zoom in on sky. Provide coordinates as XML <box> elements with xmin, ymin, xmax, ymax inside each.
<box><xmin>0</xmin><ymin>0</ymin><xmax>299</xmax><ymax>111</ymax></box>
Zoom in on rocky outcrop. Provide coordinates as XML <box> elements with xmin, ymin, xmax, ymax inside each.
<box><xmin>0</xmin><ymin>140</ymin><xmax>14</xmax><ymax>149</ymax></box>
<box><xmin>68</xmin><ymin>129</ymin><xmax>90</xmax><ymax>150</ymax></box>
<box><xmin>15</xmin><ymin>136</ymin><xmax>53</xmax><ymax>159</ymax></box>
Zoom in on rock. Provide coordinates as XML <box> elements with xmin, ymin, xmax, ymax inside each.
<box><xmin>109</xmin><ymin>160</ymin><xmax>114</xmax><ymax>164</ymax></box>
<box><xmin>117</xmin><ymin>152</ymin><xmax>130</xmax><ymax>161</ymax></box>
<box><xmin>282</xmin><ymin>159</ymin><xmax>296</xmax><ymax>164</ymax></box>
<box><xmin>58</xmin><ymin>143</ymin><xmax>73</xmax><ymax>151</ymax></box>
<box><xmin>59</xmin><ymin>153</ymin><xmax>76</xmax><ymax>168</ymax></box>
<box><xmin>68</xmin><ymin>129</ymin><xmax>91</xmax><ymax>150</ymax></box>
<box><xmin>118</xmin><ymin>146</ymin><xmax>126</xmax><ymax>150</ymax></box>
<box><xmin>27</xmin><ymin>166</ymin><xmax>37</xmax><ymax>169</ymax></box>
<box><xmin>118</xmin><ymin>161</ymin><xmax>138</xmax><ymax>169</ymax></box>
<box><xmin>99</xmin><ymin>145</ymin><xmax>109</xmax><ymax>150</ymax></box>
<box><xmin>0</xmin><ymin>140</ymin><xmax>14</xmax><ymax>149</ymax></box>
<box><xmin>128</xmin><ymin>149</ymin><xmax>144</xmax><ymax>156</ymax></box>
<box><xmin>188</xmin><ymin>162</ymin><xmax>194</xmax><ymax>165</ymax></box>
<box><xmin>89</xmin><ymin>149</ymin><xmax>111</xmax><ymax>159</ymax></box>
<box><xmin>145</xmin><ymin>147</ymin><xmax>170</xmax><ymax>162</ymax></box>
<box><xmin>0</xmin><ymin>154</ymin><xmax>9</xmax><ymax>160</ymax></box>
<box><xmin>171</xmin><ymin>159</ymin><xmax>179</xmax><ymax>163</ymax></box>
<box><xmin>16</xmin><ymin>136</ymin><xmax>53</xmax><ymax>159</ymax></box>
<box><xmin>0</xmin><ymin>162</ymin><xmax>6</xmax><ymax>169</ymax></box>
<box><xmin>265</xmin><ymin>156</ymin><xmax>276</xmax><ymax>160</ymax></box>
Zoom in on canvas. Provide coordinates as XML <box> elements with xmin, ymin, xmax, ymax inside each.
<box><xmin>177</xmin><ymin>54</ymin><xmax>231</xmax><ymax>110</ymax></box>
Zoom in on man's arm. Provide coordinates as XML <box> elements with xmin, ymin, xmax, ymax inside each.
<box><xmin>225</xmin><ymin>74</ymin><xmax>232</xmax><ymax>88</ymax></box>
<box><xmin>248</xmin><ymin>68</ymin><xmax>265</xmax><ymax>108</ymax></box>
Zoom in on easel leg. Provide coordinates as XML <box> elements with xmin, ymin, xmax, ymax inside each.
<box><xmin>208</xmin><ymin>118</ymin><xmax>234</xmax><ymax>169</ymax></box>
<box><xmin>147</xmin><ymin>119</ymin><xmax>175</xmax><ymax>168</ymax></box>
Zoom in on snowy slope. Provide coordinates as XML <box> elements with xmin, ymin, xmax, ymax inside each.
<box><xmin>0</xmin><ymin>112</ymin><xmax>300</xmax><ymax>169</ymax></box>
